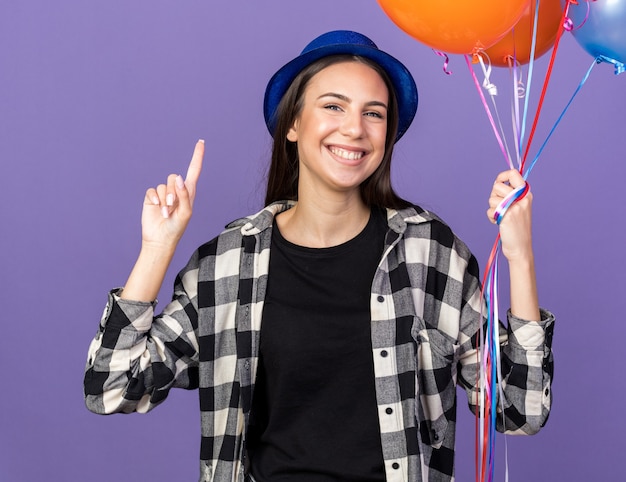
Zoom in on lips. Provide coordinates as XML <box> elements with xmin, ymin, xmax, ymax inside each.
<box><xmin>328</xmin><ymin>146</ymin><xmax>366</xmax><ymax>161</ymax></box>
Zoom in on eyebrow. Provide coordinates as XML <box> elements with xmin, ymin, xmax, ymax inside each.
<box><xmin>317</xmin><ymin>92</ymin><xmax>388</xmax><ymax>110</ymax></box>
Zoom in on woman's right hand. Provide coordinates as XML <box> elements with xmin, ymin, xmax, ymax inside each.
<box><xmin>119</xmin><ymin>140</ymin><xmax>204</xmax><ymax>302</ymax></box>
<box><xmin>141</xmin><ymin>139</ymin><xmax>205</xmax><ymax>251</ymax></box>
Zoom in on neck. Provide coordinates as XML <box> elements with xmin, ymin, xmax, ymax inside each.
<box><xmin>276</xmin><ymin>190</ymin><xmax>371</xmax><ymax>248</ymax></box>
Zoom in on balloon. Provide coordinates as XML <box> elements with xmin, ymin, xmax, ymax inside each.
<box><xmin>377</xmin><ymin>0</ymin><xmax>531</xmax><ymax>55</ymax></box>
<box><xmin>484</xmin><ymin>0</ymin><xmax>564</xmax><ymax>67</ymax></box>
<box><xmin>569</xmin><ymin>0</ymin><xmax>626</xmax><ymax>72</ymax></box>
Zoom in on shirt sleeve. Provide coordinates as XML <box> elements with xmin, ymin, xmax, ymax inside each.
<box><xmin>497</xmin><ymin>308</ymin><xmax>555</xmax><ymax>434</ymax></box>
<box><xmin>455</xmin><ymin>250</ymin><xmax>555</xmax><ymax>435</ymax></box>
<box><xmin>83</xmin><ymin>251</ymin><xmax>201</xmax><ymax>415</ymax></box>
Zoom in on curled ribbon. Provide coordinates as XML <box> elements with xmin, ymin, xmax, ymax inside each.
<box><xmin>563</xmin><ymin>17</ymin><xmax>574</xmax><ymax>31</ymax></box>
<box><xmin>597</xmin><ymin>55</ymin><xmax>625</xmax><ymax>75</ymax></box>
<box><xmin>433</xmin><ymin>49</ymin><xmax>453</xmax><ymax>75</ymax></box>
<box><xmin>477</xmin><ymin>54</ymin><xmax>498</xmax><ymax>95</ymax></box>
<box><xmin>517</xmin><ymin>81</ymin><xmax>526</xmax><ymax>99</ymax></box>
<box><xmin>565</xmin><ymin>0</ymin><xmax>598</xmax><ymax>33</ymax></box>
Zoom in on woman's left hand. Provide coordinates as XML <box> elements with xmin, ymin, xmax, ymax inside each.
<box><xmin>487</xmin><ymin>169</ymin><xmax>534</xmax><ymax>263</ymax></box>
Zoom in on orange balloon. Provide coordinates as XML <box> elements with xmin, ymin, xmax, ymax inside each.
<box><xmin>377</xmin><ymin>0</ymin><xmax>531</xmax><ymax>55</ymax></box>
<box><xmin>484</xmin><ymin>0</ymin><xmax>564</xmax><ymax>66</ymax></box>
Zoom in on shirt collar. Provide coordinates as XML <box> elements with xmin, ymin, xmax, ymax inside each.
<box><xmin>386</xmin><ymin>205</ymin><xmax>438</xmax><ymax>234</ymax></box>
<box><xmin>226</xmin><ymin>201</ymin><xmax>296</xmax><ymax>236</ymax></box>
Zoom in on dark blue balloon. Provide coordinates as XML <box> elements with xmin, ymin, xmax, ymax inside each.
<box><xmin>568</xmin><ymin>0</ymin><xmax>626</xmax><ymax>73</ymax></box>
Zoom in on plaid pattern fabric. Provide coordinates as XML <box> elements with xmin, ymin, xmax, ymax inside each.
<box><xmin>84</xmin><ymin>201</ymin><xmax>555</xmax><ymax>482</ymax></box>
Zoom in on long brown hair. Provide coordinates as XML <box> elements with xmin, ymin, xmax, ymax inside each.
<box><xmin>264</xmin><ymin>55</ymin><xmax>412</xmax><ymax>209</ymax></box>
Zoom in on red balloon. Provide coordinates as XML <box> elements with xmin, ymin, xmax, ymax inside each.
<box><xmin>484</xmin><ymin>0</ymin><xmax>564</xmax><ymax>66</ymax></box>
<box><xmin>377</xmin><ymin>0</ymin><xmax>531</xmax><ymax>55</ymax></box>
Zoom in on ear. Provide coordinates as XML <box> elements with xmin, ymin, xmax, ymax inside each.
<box><xmin>287</xmin><ymin>119</ymin><xmax>299</xmax><ymax>142</ymax></box>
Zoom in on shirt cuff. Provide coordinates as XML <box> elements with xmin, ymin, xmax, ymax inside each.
<box><xmin>506</xmin><ymin>308</ymin><xmax>555</xmax><ymax>351</ymax></box>
<box><xmin>100</xmin><ymin>288</ymin><xmax>157</xmax><ymax>333</ymax></box>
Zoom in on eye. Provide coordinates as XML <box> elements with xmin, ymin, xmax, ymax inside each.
<box><xmin>364</xmin><ymin>110</ymin><xmax>385</xmax><ymax>119</ymax></box>
<box><xmin>324</xmin><ymin>104</ymin><xmax>343</xmax><ymax>112</ymax></box>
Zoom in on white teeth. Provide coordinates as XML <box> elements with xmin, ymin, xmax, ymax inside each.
<box><xmin>329</xmin><ymin>147</ymin><xmax>364</xmax><ymax>160</ymax></box>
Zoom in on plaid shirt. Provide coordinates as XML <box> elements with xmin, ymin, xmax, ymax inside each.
<box><xmin>84</xmin><ymin>201</ymin><xmax>555</xmax><ymax>482</ymax></box>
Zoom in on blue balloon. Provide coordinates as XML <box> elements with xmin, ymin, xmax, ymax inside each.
<box><xmin>568</xmin><ymin>0</ymin><xmax>626</xmax><ymax>74</ymax></box>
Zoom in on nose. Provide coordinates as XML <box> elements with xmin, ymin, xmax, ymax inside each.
<box><xmin>339</xmin><ymin>110</ymin><xmax>364</xmax><ymax>139</ymax></box>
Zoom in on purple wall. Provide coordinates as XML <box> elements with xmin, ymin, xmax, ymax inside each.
<box><xmin>1</xmin><ymin>1</ymin><xmax>624</xmax><ymax>480</ymax></box>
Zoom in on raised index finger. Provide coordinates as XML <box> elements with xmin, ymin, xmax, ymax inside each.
<box><xmin>185</xmin><ymin>139</ymin><xmax>205</xmax><ymax>191</ymax></box>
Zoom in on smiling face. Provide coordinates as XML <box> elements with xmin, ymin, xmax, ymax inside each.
<box><xmin>286</xmin><ymin>61</ymin><xmax>389</xmax><ymax>200</ymax></box>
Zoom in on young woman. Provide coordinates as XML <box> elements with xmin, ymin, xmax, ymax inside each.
<box><xmin>84</xmin><ymin>30</ymin><xmax>555</xmax><ymax>482</ymax></box>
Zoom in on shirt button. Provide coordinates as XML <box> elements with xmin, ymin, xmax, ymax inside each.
<box><xmin>392</xmin><ymin>462</ymin><xmax>400</xmax><ymax>470</ymax></box>
<box><xmin>432</xmin><ymin>431</ymin><xmax>439</xmax><ymax>441</ymax></box>
<box><xmin>380</xmin><ymin>350</ymin><xmax>388</xmax><ymax>358</ymax></box>
<box><xmin>377</xmin><ymin>295</ymin><xmax>384</xmax><ymax>303</ymax></box>
<box><xmin>385</xmin><ymin>407</ymin><xmax>393</xmax><ymax>415</ymax></box>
